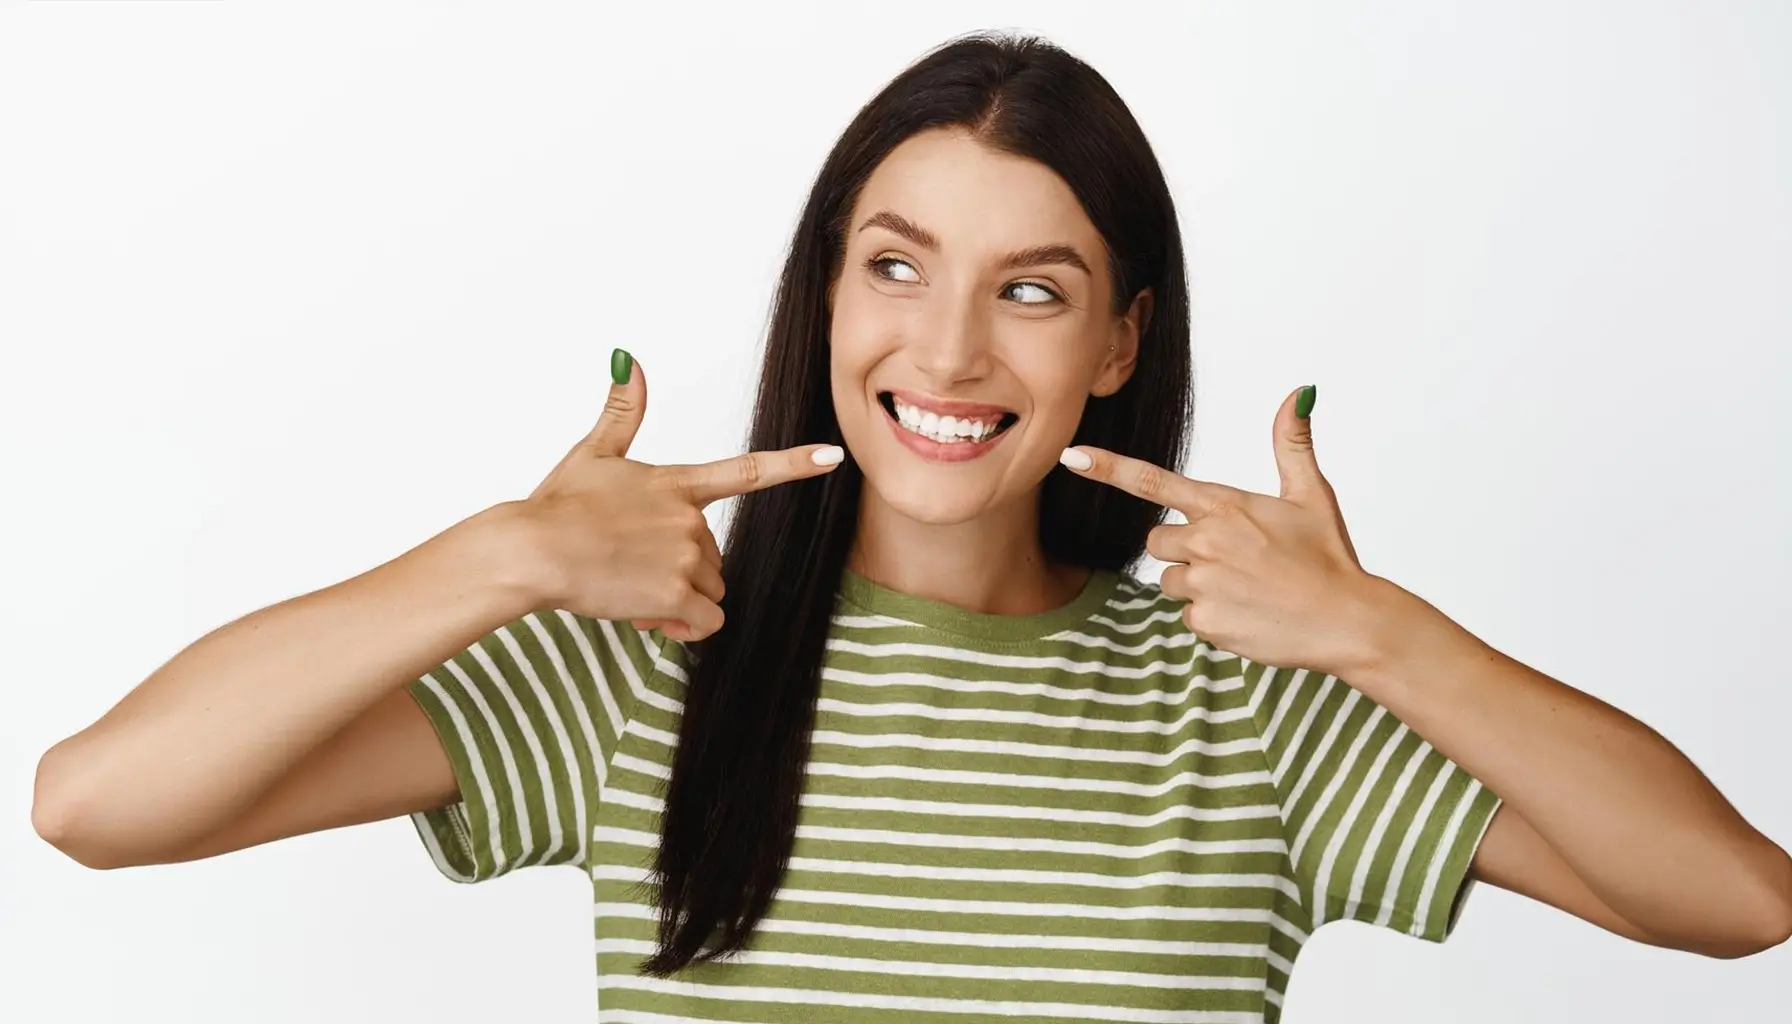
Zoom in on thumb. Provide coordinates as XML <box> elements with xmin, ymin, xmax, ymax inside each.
<box><xmin>584</xmin><ymin>348</ymin><xmax>647</xmax><ymax>458</ymax></box>
<box><xmin>1274</xmin><ymin>384</ymin><xmax>1326</xmax><ymax>503</ymax></box>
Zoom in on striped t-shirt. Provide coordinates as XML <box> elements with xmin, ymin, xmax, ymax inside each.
<box><xmin>405</xmin><ymin>567</ymin><xmax>1502</xmax><ymax>1024</ymax></box>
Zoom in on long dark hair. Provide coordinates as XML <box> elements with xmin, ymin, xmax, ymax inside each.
<box><xmin>639</xmin><ymin>31</ymin><xmax>1194</xmax><ymax>976</ymax></box>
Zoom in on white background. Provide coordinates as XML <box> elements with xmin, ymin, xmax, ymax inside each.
<box><xmin>3</xmin><ymin>2</ymin><xmax>1788</xmax><ymax>1021</ymax></box>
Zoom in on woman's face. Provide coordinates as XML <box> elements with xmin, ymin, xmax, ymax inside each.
<box><xmin>829</xmin><ymin>127</ymin><xmax>1144</xmax><ymax>527</ymax></box>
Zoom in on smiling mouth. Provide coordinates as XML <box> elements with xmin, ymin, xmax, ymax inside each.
<box><xmin>878</xmin><ymin>391</ymin><xmax>1019</xmax><ymax>445</ymax></box>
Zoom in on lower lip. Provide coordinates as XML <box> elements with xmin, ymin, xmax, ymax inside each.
<box><xmin>883</xmin><ymin>405</ymin><xmax>1012</xmax><ymax>463</ymax></box>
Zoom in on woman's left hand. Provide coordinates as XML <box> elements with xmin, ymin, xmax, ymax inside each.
<box><xmin>1061</xmin><ymin>384</ymin><xmax>1388</xmax><ymax>678</ymax></box>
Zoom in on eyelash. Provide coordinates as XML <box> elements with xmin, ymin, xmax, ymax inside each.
<box><xmin>864</xmin><ymin>255</ymin><xmax>1064</xmax><ymax>305</ymax></box>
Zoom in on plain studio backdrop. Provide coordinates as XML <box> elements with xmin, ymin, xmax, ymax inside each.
<box><xmin>2</xmin><ymin>2</ymin><xmax>1788</xmax><ymax>1021</ymax></box>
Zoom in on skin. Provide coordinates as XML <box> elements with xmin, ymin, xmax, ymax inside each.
<box><xmin>831</xmin><ymin>126</ymin><xmax>1792</xmax><ymax>958</ymax></box>
<box><xmin>1061</xmin><ymin>395</ymin><xmax>1792</xmax><ymax>958</ymax></box>
<box><xmin>37</xmin><ymin>123</ymin><xmax>1791</xmax><ymax>962</ymax></box>
<box><xmin>828</xmin><ymin>126</ymin><xmax>1144</xmax><ymax>615</ymax></box>
<box><xmin>30</xmin><ymin>362</ymin><xmax>840</xmax><ymax>868</ymax></box>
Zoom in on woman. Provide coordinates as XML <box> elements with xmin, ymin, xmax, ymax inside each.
<box><xmin>33</xmin><ymin>31</ymin><xmax>1790</xmax><ymax>1022</ymax></box>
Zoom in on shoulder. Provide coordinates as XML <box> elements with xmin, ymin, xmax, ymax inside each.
<box><xmin>1095</xmin><ymin>570</ymin><xmax>1195</xmax><ymax>635</ymax></box>
<box><xmin>1080</xmin><ymin>570</ymin><xmax>1257</xmax><ymax>676</ymax></box>
<box><xmin>1077</xmin><ymin>569</ymin><xmax>1220</xmax><ymax>650</ymax></box>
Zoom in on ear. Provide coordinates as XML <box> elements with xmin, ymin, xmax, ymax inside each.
<box><xmin>1092</xmin><ymin>288</ymin><xmax>1150</xmax><ymax>398</ymax></box>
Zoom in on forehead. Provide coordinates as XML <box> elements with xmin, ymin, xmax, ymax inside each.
<box><xmin>851</xmin><ymin>127</ymin><xmax>1104</xmax><ymax>257</ymax></box>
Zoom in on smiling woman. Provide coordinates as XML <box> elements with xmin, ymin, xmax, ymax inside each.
<box><xmin>834</xmin><ymin>130</ymin><xmax>1145</xmax><ymax>490</ymax></box>
<box><xmin>31</xmin><ymin>27</ymin><xmax>1790</xmax><ymax>1024</ymax></box>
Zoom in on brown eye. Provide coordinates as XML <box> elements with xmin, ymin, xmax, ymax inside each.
<box><xmin>869</xmin><ymin>256</ymin><xmax>921</xmax><ymax>283</ymax></box>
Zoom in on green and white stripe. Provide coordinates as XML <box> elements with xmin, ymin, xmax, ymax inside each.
<box><xmin>408</xmin><ymin>569</ymin><xmax>1501</xmax><ymax>1023</ymax></box>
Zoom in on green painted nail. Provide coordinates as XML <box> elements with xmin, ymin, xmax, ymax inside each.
<box><xmin>610</xmin><ymin>348</ymin><xmax>634</xmax><ymax>386</ymax></box>
<box><xmin>1296</xmin><ymin>384</ymin><xmax>1316</xmax><ymax>419</ymax></box>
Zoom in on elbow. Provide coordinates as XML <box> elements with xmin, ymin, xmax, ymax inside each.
<box><xmin>1699</xmin><ymin>844</ymin><xmax>1792</xmax><ymax>960</ymax></box>
<box><xmin>1698</xmin><ymin>927</ymin><xmax>1791</xmax><ymax>962</ymax></box>
<box><xmin>32</xmin><ymin>742</ymin><xmax>139</xmax><ymax>871</ymax></box>
<box><xmin>1740</xmin><ymin>848</ymin><xmax>1792</xmax><ymax>957</ymax></box>
<box><xmin>1702</xmin><ymin>918</ymin><xmax>1791</xmax><ymax>961</ymax></box>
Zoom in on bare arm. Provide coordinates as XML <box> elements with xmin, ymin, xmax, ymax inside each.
<box><xmin>32</xmin><ymin>502</ymin><xmax>545</xmax><ymax>869</ymax></box>
<box><xmin>160</xmin><ymin>687</ymin><xmax>456</xmax><ymax>864</ymax></box>
<box><xmin>1469</xmin><ymin>804</ymin><xmax>1661</xmax><ymax>947</ymax></box>
<box><xmin>1062</xmin><ymin>390</ymin><xmax>1792</xmax><ymax>960</ymax></box>
<box><xmin>33</xmin><ymin>356</ymin><xmax>841</xmax><ymax>872</ymax></box>
<box><xmin>1351</xmin><ymin>578</ymin><xmax>1792</xmax><ymax>959</ymax></box>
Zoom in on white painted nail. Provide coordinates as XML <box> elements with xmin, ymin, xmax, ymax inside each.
<box><xmin>811</xmin><ymin>445</ymin><xmax>846</xmax><ymax>466</ymax></box>
<box><xmin>1059</xmin><ymin>447</ymin><xmax>1093</xmax><ymax>471</ymax></box>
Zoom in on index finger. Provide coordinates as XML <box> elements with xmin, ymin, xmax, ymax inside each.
<box><xmin>666</xmin><ymin>443</ymin><xmax>847</xmax><ymax>506</ymax></box>
<box><xmin>1060</xmin><ymin>445</ymin><xmax>1243</xmax><ymax>516</ymax></box>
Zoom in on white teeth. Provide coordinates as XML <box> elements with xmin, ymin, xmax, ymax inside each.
<box><xmin>889</xmin><ymin>397</ymin><xmax>1005</xmax><ymax>444</ymax></box>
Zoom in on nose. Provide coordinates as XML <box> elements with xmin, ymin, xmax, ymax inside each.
<box><xmin>908</xmin><ymin>287</ymin><xmax>994</xmax><ymax>385</ymax></box>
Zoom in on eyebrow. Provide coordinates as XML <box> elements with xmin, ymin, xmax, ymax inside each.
<box><xmin>858</xmin><ymin>210</ymin><xmax>938</xmax><ymax>251</ymax></box>
<box><xmin>856</xmin><ymin>209</ymin><xmax>1092</xmax><ymax>276</ymax></box>
<box><xmin>996</xmin><ymin>243</ymin><xmax>1091</xmax><ymax>275</ymax></box>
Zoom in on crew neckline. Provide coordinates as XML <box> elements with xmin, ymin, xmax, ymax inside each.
<box><xmin>837</xmin><ymin>566</ymin><xmax>1122</xmax><ymax>643</ymax></box>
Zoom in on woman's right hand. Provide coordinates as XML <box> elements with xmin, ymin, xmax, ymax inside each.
<box><xmin>510</xmin><ymin>350</ymin><xmax>844</xmax><ymax>642</ymax></box>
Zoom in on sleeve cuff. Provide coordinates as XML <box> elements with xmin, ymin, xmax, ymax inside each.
<box><xmin>404</xmin><ymin>680</ymin><xmax>505</xmax><ymax>883</ymax></box>
<box><xmin>1410</xmin><ymin>779</ymin><xmax>1503</xmax><ymax>942</ymax></box>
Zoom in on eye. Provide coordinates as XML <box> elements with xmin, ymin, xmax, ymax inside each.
<box><xmin>1003</xmin><ymin>280</ymin><xmax>1061</xmax><ymax>305</ymax></box>
<box><xmin>867</xmin><ymin>255</ymin><xmax>921</xmax><ymax>283</ymax></box>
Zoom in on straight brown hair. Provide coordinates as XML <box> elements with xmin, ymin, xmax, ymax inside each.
<box><xmin>639</xmin><ymin>31</ymin><xmax>1194</xmax><ymax>976</ymax></box>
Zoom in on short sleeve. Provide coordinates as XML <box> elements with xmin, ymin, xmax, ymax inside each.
<box><xmin>404</xmin><ymin>609</ymin><xmax>670</xmax><ymax>883</ymax></box>
<box><xmin>1247</xmin><ymin>660</ymin><xmax>1503</xmax><ymax>941</ymax></box>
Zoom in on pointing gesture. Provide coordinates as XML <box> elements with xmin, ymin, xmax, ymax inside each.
<box><xmin>1060</xmin><ymin>385</ymin><xmax>1373</xmax><ymax>676</ymax></box>
<box><xmin>519</xmin><ymin>350</ymin><xmax>844</xmax><ymax>642</ymax></box>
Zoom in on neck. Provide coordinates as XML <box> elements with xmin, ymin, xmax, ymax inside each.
<box><xmin>845</xmin><ymin>488</ymin><xmax>1090</xmax><ymax>616</ymax></box>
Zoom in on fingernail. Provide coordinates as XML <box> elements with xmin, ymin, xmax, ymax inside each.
<box><xmin>610</xmin><ymin>348</ymin><xmax>634</xmax><ymax>386</ymax></box>
<box><xmin>811</xmin><ymin>445</ymin><xmax>845</xmax><ymax>466</ymax></box>
<box><xmin>1059</xmin><ymin>447</ymin><xmax>1093</xmax><ymax>471</ymax></box>
<box><xmin>1296</xmin><ymin>384</ymin><xmax>1317</xmax><ymax>419</ymax></box>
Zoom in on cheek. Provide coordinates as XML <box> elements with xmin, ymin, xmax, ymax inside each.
<box><xmin>1000</xmin><ymin>330</ymin><xmax>1098</xmax><ymax>436</ymax></box>
<box><xmin>826</xmin><ymin>295</ymin><xmax>902</xmax><ymax>450</ymax></box>
<box><xmin>827</xmin><ymin>296</ymin><xmax>880</xmax><ymax>386</ymax></box>
<box><xmin>828</xmin><ymin>283</ymin><xmax>906</xmax><ymax>373</ymax></box>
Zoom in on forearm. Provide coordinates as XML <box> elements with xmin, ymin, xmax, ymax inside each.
<box><xmin>1339</xmin><ymin>575</ymin><xmax>1792</xmax><ymax>949</ymax></box>
<box><xmin>33</xmin><ymin>501</ymin><xmax>545</xmax><ymax>866</ymax></box>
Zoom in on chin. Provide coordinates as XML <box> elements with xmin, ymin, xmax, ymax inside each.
<box><xmin>863</xmin><ymin>473</ymin><xmax>1004</xmax><ymax>525</ymax></box>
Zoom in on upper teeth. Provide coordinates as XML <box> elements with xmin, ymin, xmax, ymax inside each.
<box><xmin>893</xmin><ymin>398</ymin><xmax>1003</xmax><ymax>443</ymax></box>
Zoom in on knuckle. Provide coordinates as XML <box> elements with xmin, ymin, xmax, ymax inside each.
<box><xmin>675</xmin><ymin>540</ymin><xmax>703</xmax><ymax>574</ymax></box>
<box><xmin>1145</xmin><ymin>524</ymin><xmax>1184</xmax><ymax>562</ymax></box>
<box><xmin>602</xmin><ymin>391</ymin><xmax>640</xmax><ymax>419</ymax></box>
<box><xmin>1186</xmin><ymin>529</ymin><xmax>1219</xmax><ymax>560</ymax></box>
<box><xmin>735</xmin><ymin>452</ymin><xmax>764</xmax><ymax>489</ymax></box>
<box><xmin>1180</xmin><ymin>602</ymin><xmax>1217</xmax><ymax>640</ymax></box>
<box><xmin>695</xmin><ymin>608</ymin><xmax>725</xmax><ymax>640</ymax></box>
<box><xmin>1134</xmin><ymin>466</ymin><xmax>1167</xmax><ymax>501</ymax></box>
<box><xmin>1240</xmin><ymin>521</ymin><xmax>1272</xmax><ymax>552</ymax></box>
<box><xmin>678</xmin><ymin>504</ymin><xmax>707</xmax><ymax>532</ymax></box>
<box><xmin>1144</xmin><ymin>525</ymin><xmax>1170</xmax><ymax>557</ymax></box>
